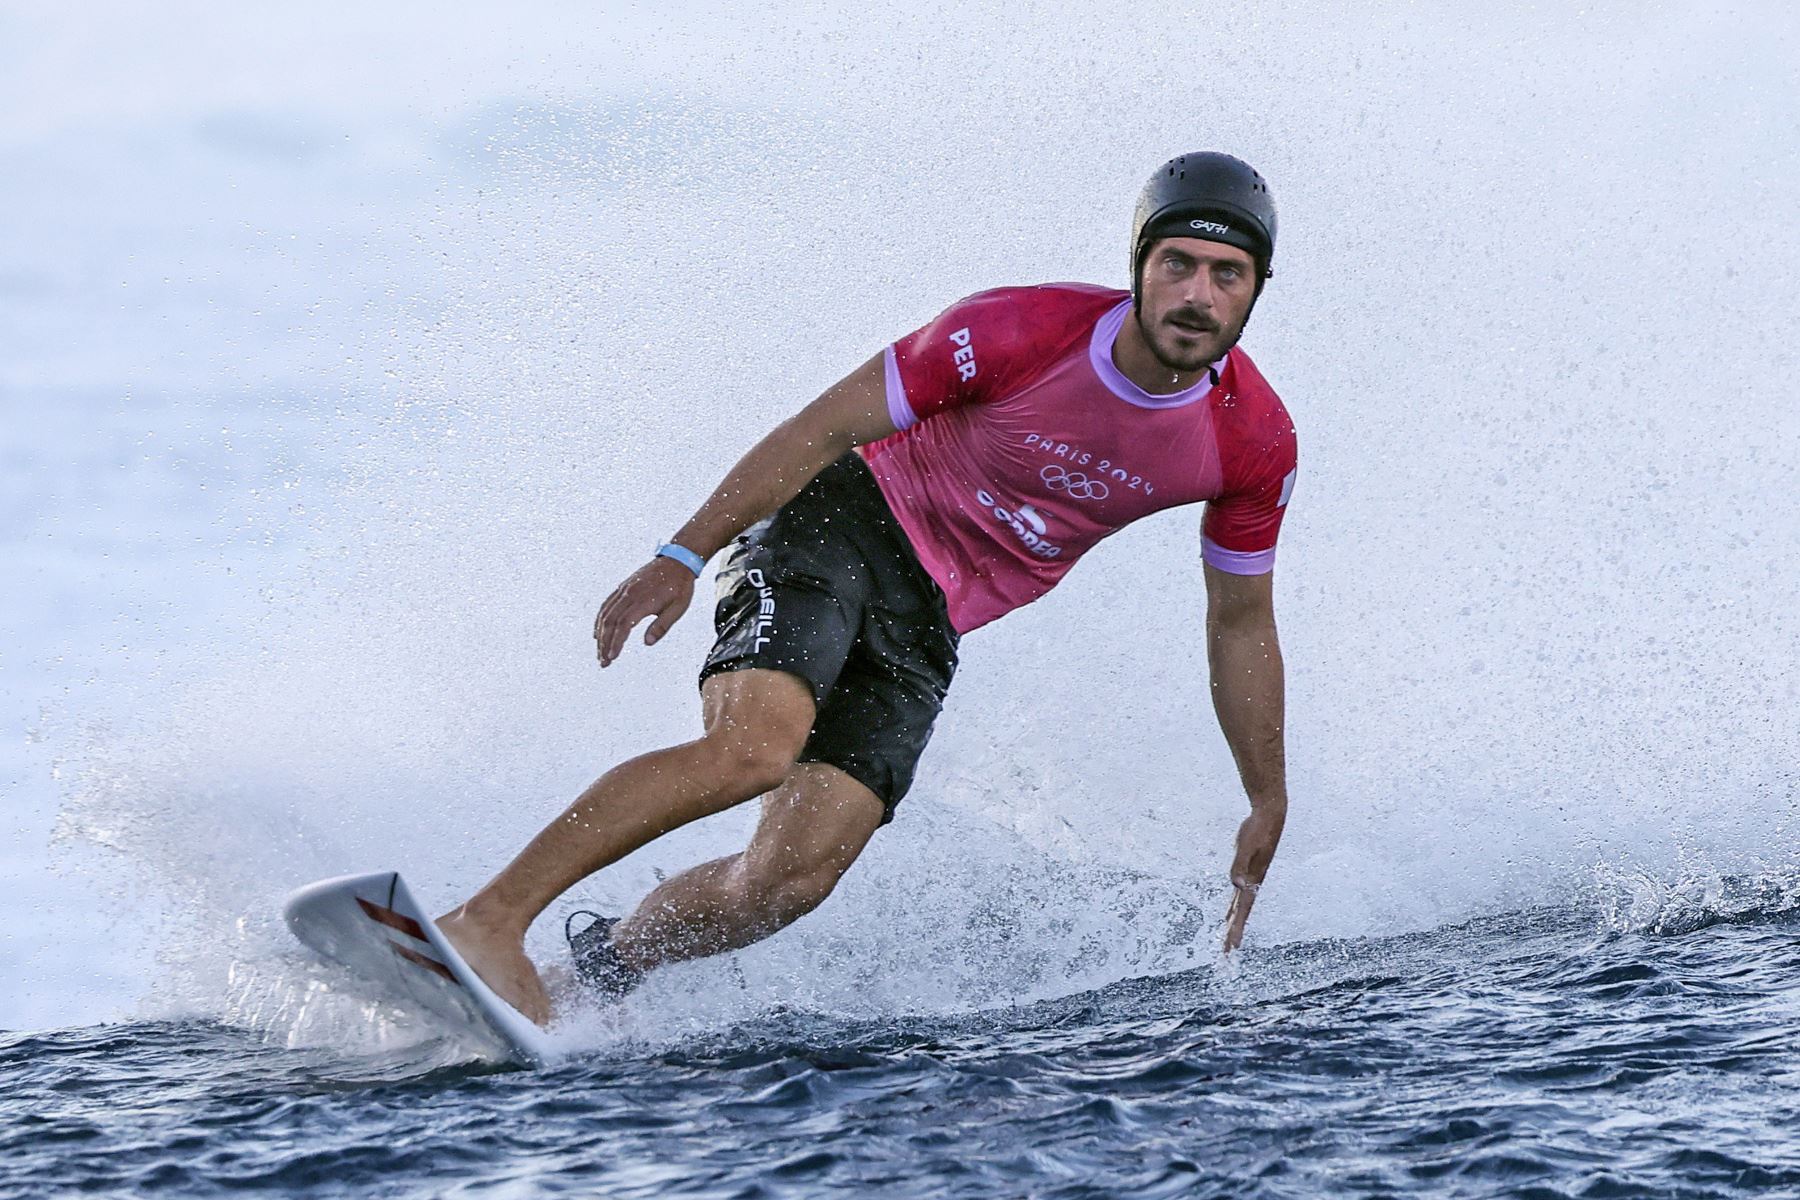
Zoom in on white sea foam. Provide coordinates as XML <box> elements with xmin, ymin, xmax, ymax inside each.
<box><xmin>13</xmin><ymin>1</ymin><xmax>1799</xmax><ymax>1041</ymax></box>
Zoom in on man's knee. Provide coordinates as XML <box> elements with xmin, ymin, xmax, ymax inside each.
<box><xmin>703</xmin><ymin>733</ymin><xmax>801</xmax><ymax>796</ymax></box>
<box><xmin>756</xmin><ymin>862</ymin><xmax>843</xmax><ymax>926</ymax></box>
<box><xmin>699</xmin><ymin>669</ymin><xmax>816</xmax><ymax>794</ymax></box>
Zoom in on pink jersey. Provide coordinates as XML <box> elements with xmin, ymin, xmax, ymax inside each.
<box><xmin>857</xmin><ymin>284</ymin><xmax>1297</xmax><ymax>633</ymax></box>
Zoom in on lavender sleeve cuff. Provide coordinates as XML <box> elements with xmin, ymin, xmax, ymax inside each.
<box><xmin>883</xmin><ymin>345</ymin><xmax>918</xmax><ymax>431</ymax></box>
<box><xmin>1202</xmin><ymin>537</ymin><xmax>1277</xmax><ymax>575</ymax></box>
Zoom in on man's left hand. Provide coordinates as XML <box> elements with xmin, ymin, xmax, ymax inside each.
<box><xmin>1223</xmin><ymin>799</ymin><xmax>1286</xmax><ymax>952</ymax></box>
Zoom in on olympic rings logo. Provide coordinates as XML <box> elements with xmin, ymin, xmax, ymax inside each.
<box><xmin>1040</xmin><ymin>464</ymin><xmax>1110</xmax><ymax>500</ymax></box>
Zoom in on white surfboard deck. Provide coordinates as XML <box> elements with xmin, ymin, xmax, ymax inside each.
<box><xmin>283</xmin><ymin>871</ymin><xmax>553</xmax><ymax>1066</ymax></box>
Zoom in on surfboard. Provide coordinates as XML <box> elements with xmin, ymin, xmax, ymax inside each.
<box><xmin>283</xmin><ymin>871</ymin><xmax>554</xmax><ymax>1066</ymax></box>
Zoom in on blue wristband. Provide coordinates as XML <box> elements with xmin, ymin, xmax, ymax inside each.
<box><xmin>655</xmin><ymin>542</ymin><xmax>706</xmax><ymax>577</ymax></box>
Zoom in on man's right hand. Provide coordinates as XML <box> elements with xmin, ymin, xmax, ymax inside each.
<box><xmin>588</xmin><ymin>352</ymin><xmax>894</xmax><ymax>668</ymax></box>
<box><xmin>595</xmin><ymin>558</ymin><xmax>696</xmax><ymax>667</ymax></box>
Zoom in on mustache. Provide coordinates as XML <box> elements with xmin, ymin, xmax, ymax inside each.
<box><xmin>1164</xmin><ymin>308</ymin><xmax>1220</xmax><ymax>333</ymax></box>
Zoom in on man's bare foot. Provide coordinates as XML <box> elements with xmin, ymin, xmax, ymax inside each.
<box><xmin>436</xmin><ymin>904</ymin><xmax>554</xmax><ymax>1027</ymax></box>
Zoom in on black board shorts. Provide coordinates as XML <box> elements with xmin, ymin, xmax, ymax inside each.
<box><xmin>699</xmin><ymin>453</ymin><xmax>959</xmax><ymax>822</ymax></box>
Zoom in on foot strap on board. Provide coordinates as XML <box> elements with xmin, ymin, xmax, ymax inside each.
<box><xmin>564</xmin><ymin>910</ymin><xmax>647</xmax><ymax>1001</ymax></box>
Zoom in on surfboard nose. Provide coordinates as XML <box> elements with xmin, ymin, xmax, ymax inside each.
<box><xmin>282</xmin><ymin>871</ymin><xmax>552</xmax><ymax>1066</ymax></box>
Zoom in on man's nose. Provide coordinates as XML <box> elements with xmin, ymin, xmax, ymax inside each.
<box><xmin>1180</xmin><ymin>272</ymin><xmax>1216</xmax><ymax>310</ymax></box>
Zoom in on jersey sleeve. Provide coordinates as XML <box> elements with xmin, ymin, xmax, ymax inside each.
<box><xmin>1201</xmin><ymin>422</ymin><xmax>1297</xmax><ymax>576</ymax></box>
<box><xmin>884</xmin><ymin>289</ymin><xmax>1029</xmax><ymax>430</ymax></box>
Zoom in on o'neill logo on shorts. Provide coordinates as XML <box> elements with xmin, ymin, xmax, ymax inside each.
<box><xmin>746</xmin><ymin>567</ymin><xmax>776</xmax><ymax>650</ymax></box>
<box><xmin>975</xmin><ymin>489</ymin><xmax>1062</xmax><ymax>558</ymax></box>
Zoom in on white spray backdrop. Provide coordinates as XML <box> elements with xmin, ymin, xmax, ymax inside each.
<box><xmin>6</xmin><ymin>0</ymin><xmax>1798</xmax><ymax>1039</ymax></box>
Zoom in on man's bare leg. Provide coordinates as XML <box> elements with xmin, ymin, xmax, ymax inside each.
<box><xmin>437</xmin><ymin>669</ymin><xmax>816</xmax><ymax>1024</ymax></box>
<box><xmin>605</xmin><ymin>762</ymin><xmax>886</xmax><ymax>976</ymax></box>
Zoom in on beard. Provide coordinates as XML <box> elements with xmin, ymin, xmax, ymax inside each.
<box><xmin>1134</xmin><ymin>301</ymin><xmax>1250</xmax><ymax>374</ymax></box>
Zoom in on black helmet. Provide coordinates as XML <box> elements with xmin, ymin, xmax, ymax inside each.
<box><xmin>1131</xmin><ymin>152</ymin><xmax>1277</xmax><ymax>302</ymax></box>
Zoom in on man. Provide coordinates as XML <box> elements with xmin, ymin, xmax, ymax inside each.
<box><xmin>439</xmin><ymin>152</ymin><xmax>1297</xmax><ymax>1025</ymax></box>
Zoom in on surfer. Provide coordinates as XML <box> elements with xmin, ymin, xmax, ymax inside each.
<box><xmin>439</xmin><ymin>153</ymin><xmax>1297</xmax><ymax>1024</ymax></box>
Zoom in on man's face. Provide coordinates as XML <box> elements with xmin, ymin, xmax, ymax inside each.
<box><xmin>1134</xmin><ymin>237</ymin><xmax>1260</xmax><ymax>371</ymax></box>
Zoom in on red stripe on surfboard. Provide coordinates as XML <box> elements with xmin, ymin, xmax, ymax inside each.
<box><xmin>357</xmin><ymin>897</ymin><xmax>429</xmax><ymax>942</ymax></box>
<box><xmin>390</xmin><ymin>941</ymin><xmax>459</xmax><ymax>984</ymax></box>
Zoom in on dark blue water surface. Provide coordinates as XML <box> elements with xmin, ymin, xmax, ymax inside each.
<box><xmin>7</xmin><ymin>901</ymin><xmax>1800</xmax><ymax>1199</ymax></box>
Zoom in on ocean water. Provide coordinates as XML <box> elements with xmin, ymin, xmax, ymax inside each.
<box><xmin>5</xmin><ymin>1</ymin><xmax>1800</xmax><ymax>1196</ymax></box>
<box><xmin>10</xmin><ymin>897</ymin><xmax>1800</xmax><ymax>1197</ymax></box>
